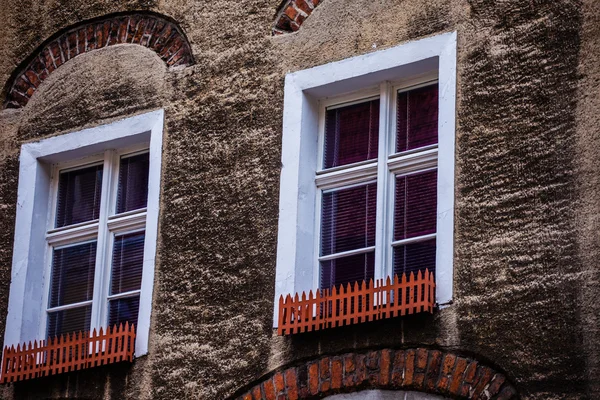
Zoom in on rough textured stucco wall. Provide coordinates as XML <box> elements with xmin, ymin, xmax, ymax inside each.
<box><xmin>0</xmin><ymin>0</ymin><xmax>596</xmax><ymax>399</ymax></box>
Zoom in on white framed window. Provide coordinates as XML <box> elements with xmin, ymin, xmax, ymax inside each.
<box><xmin>5</xmin><ymin>110</ymin><xmax>164</xmax><ymax>356</ymax></box>
<box><xmin>274</xmin><ymin>32</ymin><xmax>457</xmax><ymax>326</ymax></box>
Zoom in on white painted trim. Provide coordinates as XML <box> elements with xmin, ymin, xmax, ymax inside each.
<box><xmin>315</xmin><ymin>162</ymin><xmax>378</xmax><ymax>190</ymax></box>
<box><xmin>4</xmin><ymin>110</ymin><xmax>164</xmax><ymax>357</ymax></box>
<box><xmin>274</xmin><ymin>32</ymin><xmax>457</xmax><ymax>326</ymax></box>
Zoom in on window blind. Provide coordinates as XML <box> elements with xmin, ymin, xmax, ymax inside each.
<box><xmin>396</xmin><ymin>84</ymin><xmax>438</xmax><ymax>153</ymax></box>
<box><xmin>47</xmin><ymin>305</ymin><xmax>92</xmax><ymax>338</ymax></box>
<box><xmin>320</xmin><ymin>252</ymin><xmax>375</xmax><ymax>290</ymax></box>
<box><xmin>110</xmin><ymin>232</ymin><xmax>145</xmax><ymax>295</ymax></box>
<box><xmin>324</xmin><ymin>99</ymin><xmax>380</xmax><ymax>169</ymax></box>
<box><xmin>108</xmin><ymin>297</ymin><xmax>140</xmax><ymax>328</ymax></box>
<box><xmin>49</xmin><ymin>242</ymin><xmax>97</xmax><ymax>308</ymax></box>
<box><xmin>394</xmin><ymin>170</ymin><xmax>437</xmax><ymax>241</ymax></box>
<box><xmin>56</xmin><ymin>165</ymin><xmax>103</xmax><ymax>228</ymax></box>
<box><xmin>117</xmin><ymin>153</ymin><xmax>150</xmax><ymax>214</ymax></box>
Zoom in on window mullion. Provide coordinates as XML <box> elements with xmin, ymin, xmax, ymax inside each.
<box><xmin>373</xmin><ymin>81</ymin><xmax>394</xmax><ymax>282</ymax></box>
<box><xmin>90</xmin><ymin>149</ymin><xmax>116</xmax><ymax>332</ymax></box>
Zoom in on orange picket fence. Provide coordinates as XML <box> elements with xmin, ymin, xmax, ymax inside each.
<box><xmin>0</xmin><ymin>323</ymin><xmax>136</xmax><ymax>383</ymax></box>
<box><xmin>278</xmin><ymin>270</ymin><xmax>435</xmax><ymax>335</ymax></box>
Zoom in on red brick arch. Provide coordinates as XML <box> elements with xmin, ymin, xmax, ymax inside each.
<box><xmin>273</xmin><ymin>0</ymin><xmax>321</xmax><ymax>35</ymax></box>
<box><xmin>234</xmin><ymin>348</ymin><xmax>518</xmax><ymax>400</ymax></box>
<box><xmin>3</xmin><ymin>12</ymin><xmax>194</xmax><ymax>109</ymax></box>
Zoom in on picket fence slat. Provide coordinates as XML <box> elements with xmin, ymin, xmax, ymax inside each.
<box><xmin>278</xmin><ymin>270</ymin><xmax>436</xmax><ymax>336</ymax></box>
<box><xmin>0</xmin><ymin>323</ymin><xmax>136</xmax><ymax>384</ymax></box>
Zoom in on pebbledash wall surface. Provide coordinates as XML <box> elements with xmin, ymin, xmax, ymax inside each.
<box><xmin>0</xmin><ymin>0</ymin><xmax>599</xmax><ymax>399</ymax></box>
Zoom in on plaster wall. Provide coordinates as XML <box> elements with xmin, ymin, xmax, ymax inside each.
<box><xmin>0</xmin><ymin>0</ymin><xmax>596</xmax><ymax>399</ymax></box>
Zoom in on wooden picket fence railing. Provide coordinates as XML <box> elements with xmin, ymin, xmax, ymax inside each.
<box><xmin>278</xmin><ymin>270</ymin><xmax>435</xmax><ymax>335</ymax></box>
<box><xmin>0</xmin><ymin>323</ymin><xmax>136</xmax><ymax>384</ymax></box>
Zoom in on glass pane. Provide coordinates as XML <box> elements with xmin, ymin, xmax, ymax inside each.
<box><xmin>321</xmin><ymin>183</ymin><xmax>377</xmax><ymax>257</ymax></box>
<box><xmin>47</xmin><ymin>305</ymin><xmax>92</xmax><ymax>338</ymax></box>
<box><xmin>56</xmin><ymin>164</ymin><xmax>103</xmax><ymax>228</ymax></box>
<box><xmin>117</xmin><ymin>152</ymin><xmax>150</xmax><ymax>214</ymax></box>
<box><xmin>396</xmin><ymin>84</ymin><xmax>438</xmax><ymax>153</ymax></box>
<box><xmin>393</xmin><ymin>239</ymin><xmax>436</xmax><ymax>277</ymax></box>
<box><xmin>108</xmin><ymin>296</ymin><xmax>140</xmax><ymax>328</ymax></box>
<box><xmin>320</xmin><ymin>251</ymin><xmax>375</xmax><ymax>289</ymax></box>
<box><xmin>111</xmin><ymin>232</ymin><xmax>145</xmax><ymax>295</ymax></box>
<box><xmin>50</xmin><ymin>242</ymin><xmax>97</xmax><ymax>308</ymax></box>
<box><xmin>324</xmin><ymin>99</ymin><xmax>379</xmax><ymax>169</ymax></box>
<box><xmin>394</xmin><ymin>170</ymin><xmax>437</xmax><ymax>241</ymax></box>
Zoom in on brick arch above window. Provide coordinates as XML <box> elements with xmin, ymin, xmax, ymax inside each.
<box><xmin>273</xmin><ymin>0</ymin><xmax>321</xmax><ymax>35</ymax></box>
<box><xmin>3</xmin><ymin>12</ymin><xmax>194</xmax><ymax>109</ymax></box>
<box><xmin>232</xmin><ymin>348</ymin><xmax>518</xmax><ymax>400</ymax></box>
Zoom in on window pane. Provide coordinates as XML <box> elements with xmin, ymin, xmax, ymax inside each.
<box><xmin>321</xmin><ymin>183</ymin><xmax>377</xmax><ymax>256</ymax></box>
<box><xmin>111</xmin><ymin>232</ymin><xmax>145</xmax><ymax>295</ymax></box>
<box><xmin>47</xmin><ymin>305</ymin><xmax>92</xmax><ymax>338</ymax></box>
<box><xmin>56</xmin><ymin>164</ymin><xmax>103</xmax><ymax>228</ymax></box>
<box><xmin>324</xmin><ymin>99</ymin><xmax>379</xmax><ymax>169</ymax></box>
<box><xmin>320</xmin><ymin>251</ymin><xmax>375</xmax><ymax>289</ymax></box>
<box><xmin>394</xmin><ymin>170</ymin><xmax>437</xmax><ymax>241</ymax></box>
<box><xmin>108</xmin><ymin>296</ymin><xmax>140</xmax><ymax>328</ymax></box>
<box><xmin>50</xmin><ymin>242</ymin><xmax>97</xmax><ymax>308</ymax></box>
<box><xmin>117</xmin><ymin>152</ymin><xmax>150</xmax><ymax>214</ymax></box>
<box><xmin>393</xmin><ymin>239</ymin><xmax>436</xmax><ymax>276</ymax></box>
<box><xmin>396</xmin><ymin>84</ymin><xmax>438</xmax><ymax>153</ymax></box>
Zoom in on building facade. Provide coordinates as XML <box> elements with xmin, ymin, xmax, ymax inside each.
<box><xmin>0</xmin><ymin>0</ymin><xmax>598</xmax><ymax>398</ymax></box>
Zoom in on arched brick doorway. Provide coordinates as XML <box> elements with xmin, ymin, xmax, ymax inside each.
<box><xmin>234</xmin><ymin>348</ymin><xmax>517</xmax><ymax>399</ymax></box>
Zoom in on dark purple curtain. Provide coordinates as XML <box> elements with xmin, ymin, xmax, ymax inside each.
<box><xmin>397</xmin><ymin>84</ymin><xmax>439</xmax><ymax>153</ymax></box>
<box><xmin>324</xmin><ymin>99</ymin><xmax>379</xmax><ymax>169</ymax></box>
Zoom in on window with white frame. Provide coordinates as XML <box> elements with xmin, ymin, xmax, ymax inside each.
<box><xmin>5</xmin><ymin>110</ymin><xmax>163</xmax><ymax>356</ymax></box>
<box><xmin>274</xmin><ymin>32</ymin><xmax>456</xmax><ymax>325</ymax></box>
<box><xmin>45</xmin><ymin>148</ymin><xmax>149</xmax><ymax>339</ymax></box>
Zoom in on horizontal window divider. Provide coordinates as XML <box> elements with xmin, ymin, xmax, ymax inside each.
<box><xmin>108</xmin><ymin>208</ymin><xmax>148</xmax><ymax>220</ymax></box>
<box><xmin>107</xmin><ymin>290</ymin><xmax>141</xmax><ymax>301</ymax></box>
<box><xmin>107</xmin><ymin>211</ymin><xmax>147</xmax><ymax>233</ymax></box>
<box><xmin>316</xmin><ymin>162</ymin><xmax>378</xmax><ymax>190</ymax></box>
<box><xmin>318</xmin><ymin>246</ymin><xmax>376</xmax><ymax>262</ymax></box>
<box><xmin>46</xmin><ymin>222</ymin><xmax>99</xmax><ymax>246</ymax></box>
<box><xmin>47</xmin><ymin>299</ymin><xmax>93</xmax><ymax>313</ymax></box>
<box><xmin>389</xmin><ymin>144</ymin><xmax>438</xmax><ymax>158</ymax></box>
<box><xmin>325</xmin><ymin>94</ymin><xmax>380</xmax><ymax>111</ymax></box>
<box><xmin>387</xmin><ymin>148</ymin><xmax>438</xmax><ymax>175</ymax></box>
<box><xmin>391</xmin><ymin>233</ymin><xmax>437</xmax><ymax>247</ymax></box>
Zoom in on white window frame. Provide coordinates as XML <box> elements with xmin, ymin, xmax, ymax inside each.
<box><xmin>5</xmin><ymin>110</ymin><xmax>164</xmax><ymax>356</ymax></box>
<box><xmin>274</xmin><ymin>32</ymin><xmax>457</xmax><ymax>326</ymax></box>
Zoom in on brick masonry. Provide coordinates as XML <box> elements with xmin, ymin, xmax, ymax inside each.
<box><xmin>3</xmin><ymin>13</ymin><xmax>194</xmax><ymax>109</ymax></box>
<box><xmin>235</xmin><ymin>348</ymin><xmax>518</xmax><ymax>400</ymax></box>
<box><xmin>273</xmin><ymin>0</ymin><xmax>321</xmax><ymax>35</ymax></box>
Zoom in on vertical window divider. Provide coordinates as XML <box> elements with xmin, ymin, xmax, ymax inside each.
<box><xmin>373</xmin><ymin>81</ymin><xmax>394</xmax><ymax>284</ymax></box>
<box><xmin>90</xmin><ymin>149</ymin><xmax>116</xmax><ymax>332</ymax></box>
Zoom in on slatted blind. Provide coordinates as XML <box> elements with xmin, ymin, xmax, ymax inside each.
<box><xmin>117</xmin><ymin>153</ymin><xmax>150</xmax><ymax>214</ymax></box>
<box><xmin>108</xmin><ymin>297</ymin><xmax>140</xmax><ymax>327</ymax></box>
<box><xmin>393</xmin><ymin>170</ymin><xmax>437</xmax><ymax>276</ymax></box>
<box><xmin>47</xmin><ymin>305</ymin><xmax>92</xmax><ymax>338</ymax></box>
<box><xmin>396</xmin><ymin>84</ymin><xmax>439</xmax><ymax>153</ymax></box>
<box><xmin>110</xmin><ymin>232</ymin><xmax>145</xmax><ymax>295</ymax></box>
<box><xmin>56</xmin><ymin>165</ymin><xmax>103</xmax><ymax>228</ymax></box>
<box><xmin>324</xmin><ymin>99</ymin><xmax>380</xmax><ymax>169</ymax></box>
<box><xmin>320</xmin><ymin>252</ymin><xmax>375</xmax><ymax>290</ymax></box>
<box><xmin>49</xmin><ymin>242</ymin><xmax>97</xmax><ymax>308</ymax></box>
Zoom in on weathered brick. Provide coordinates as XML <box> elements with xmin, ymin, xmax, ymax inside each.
<box><xmin>60</xmin><ymin>36</ymin><xmax>70</xmax><ymax>61</ymax></box>
<box><xmin>251</xmin><ymin>385</ymin><xmax>262</xmax><ymax>400</ymax></box>
<box><xmin>285</xmin><ymin>368</ymin><xmax>299</xmax><ymax>400</ymax></box>
<box><xmin>108</xmin><ymin>20</ymin><xmax>120</xmax><ymax>45</ymax></box>
<box><xmin>308</xmin><ymin>362</ymin><xmax>319</xmax><ymax>395</ymax></box>
<box><xmin>343</xmin><ymin>354</ymin><xmax>356</xmax><ymax>387</ymax></box>
<box><xmin>77</xmin><ymin>29</ymin><xmax>86</xmax><ymax>54</ymax></box>
<box><xmin>448</xmin><ymin>357</ymin><xmax>468</xmax><ymax>395</ymax></box>
<box><xmin>295</xmin><ymin>0</ymin><xmax>312</xmax><ymax>15</ymax></box>
<box><xmin>331</xmin><ymin>358</ymin><xmax>342</xmax><ymax>389</ymax></box>
<box><xmin>40</xmin><ymin>47</ymin><xmax>56</xmax><ymax>72</ymax></box>
<box><xmin>67</xmin><ymin>31</ymin><xmax>77</xmax><ymax>59</ymax></box>
<box><xmin>297</xmin><ymin>364</ymin><xmax>309</xmax><ymax>398</ymax></box>
<box><xmin>355</xmin><ymin>354</ymin><xmax>367</xmax><ymax>385</ymax></box>
<box><xmin>284</xmin><ymin>6</ymin><xmax>298</xmax><ymax>21</ymax></box>
<box><xmin>118</xmin><ymin>17</ymin><xmax>129</xmax><ymax>43</ymax></box>
<box><xmin>275</xmin><ymin>15</ymin><xmax>293</xmax><ymax>31</ymax></box>
<box><xmin>310</xmin><ymin>0</ymin><xmax>319</xmax><ymax>5</ymax></box>
<box><xmin>126</xmin><ymin>16</ymin><xmax>139</xmax><ymax>42</ymax></box>
<box><xmin>496</xmin><ymin>385</ymin><xmax>517</xmax><ymax>400</ymax></box>
<box><xmin>320</xmin><ymin>357</ymin><xmax>331</xmax><ymax>392</ymax></box>
<box><xmin>274</xmin><ymin>372</ymin><xmax>285</xmax><ymax>394</ymax></box>
<box><xmin>485</xmin><ymin>374</ymin><xmax>506</xmax><ymax>397</ymax></box>
<box><xmin>437</xmin><ymin>354</ymin><xmax>457</xmax><ymax>392</ymax></box>
<box><xmin>141</xmin><ymin>18</ymin><xmax>156</xmax><ymax>46</ymax></box>
<box><xmin>366</xmin><ymin>351</ymin><xmax>379</xmax><ymax>370</ymax></box>
<box><xmin>380</xmin><ymin>349</ymin><xmax>392</xmax><ymax>386</ymax></box>
<box><xmin>425</xmin><ymin>350</ymin><xmax>442</xmax><ymax>390</ymax></box>
<box><xmin>86</xmin><ymin>24</ymin><xmax>96</xmax><ymax>51</ymax></box>
<box><xmin>102</xmin><ymin>21</ymin><xmax>111</xmax><ymax>47</ymax></box>
<box><xmin>264</xmin><ymin>378</ymin><xmax>276</xmax><ymax>400</ymax></box>
<box><xmin>24</xmin><ymin>70</ymin><xmax>40</xmax><ymax>88</ymax></box>
<box><xmin>132</xmin><ymin>18</ymin><xmax>146</xmax><ymax>44</ymax></box>
<box><xmin>242</xmin><ymin>393</ymin><xmax>252</xmax><ymax>400</ymax></box>
<box><xmin>95</xmin><ymin>23</ymin><xmax>104</xmax><ymax>48</ymax></box>
<box><xmin>30</xmin><ymin>57</ymin><xmax>46</xmax><ymax>80</ymax></box>
<box><xmin>148</xmin><ymin>20</ymin><xmax>166</xmax><ymax>47</ymax></box>
<box><xmin>472</xmin><ymin>367</ymin><xmax>494</xmax><ymax>399</ymax></box>
<box><xmin>404</xmin><ymin>349</ymin><xmax>416</xmax><ymax>386</ymax></box>
<box><xmin>391</xmin><ymin>350</ymin><xmax>405</xmax><ymax>386</ymax></box>
<box><xmin>8</xmin><ymin>90</ymin><xmax>29</xmax><ymax>107</ymax></box>
<box><xmin>49</xmin><ymin>40</ymin><xmax>64</xmax><ymax>67</ymax></box>
<box><xmin>416</xmin><ymin>348</ymin><xmax>428</xmax><ymax>371</ymax></box>
<box><xmin>464</xmin><ymin>361</ymin><xmax>479</xmax><ymax>383</ymax></box>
